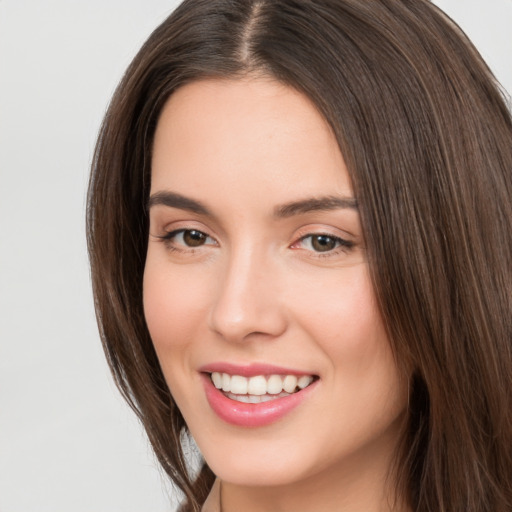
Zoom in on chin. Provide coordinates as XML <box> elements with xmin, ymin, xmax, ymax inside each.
<box><xmin>208</xmin><ymin>456</ymin><xmax>310</xmax><ymax>488</ymax></box>
<box><xmin>193</xmin><ymin>429</ymin><xmax>332</xmax><ymax>488</ymax></box>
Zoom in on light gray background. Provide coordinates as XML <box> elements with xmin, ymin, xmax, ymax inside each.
<box><xmin>0</xmin><ymin>1</ymin><xmax>510</xmax><ymax>511</ymax></box>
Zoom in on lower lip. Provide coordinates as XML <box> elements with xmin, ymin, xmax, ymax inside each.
<box><xmin>201</xmin><ymin>374</ymin><xmax>318</xmax><ymax>427</ymax></box>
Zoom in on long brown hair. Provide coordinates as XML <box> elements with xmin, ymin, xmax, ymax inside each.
<box><xmin>87</xmin><ymin>1</ymin><xmax>512</xmax><ymax>510</ymax></box>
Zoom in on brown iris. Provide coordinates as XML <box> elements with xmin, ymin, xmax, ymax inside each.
<box><xmin>183</xmin><ymin>230</ymin><xmax>207</xmax><ymax>247</ymax></box>
<box><xmin>311</xmin><ymin>235</ymin><xmax>337</xmax><ymax>252</ymax></box>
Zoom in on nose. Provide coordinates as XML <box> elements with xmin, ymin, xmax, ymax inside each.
<box><xmin>208</xmin><ymin>247</ymin><xmax>287</xmax><ymax>343</ymax></box>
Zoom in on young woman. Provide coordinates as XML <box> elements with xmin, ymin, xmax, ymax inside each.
<box><xmin>87</xmin><ymin>1</ymin><xmax>512</xmax><ymax>510</ymax></box>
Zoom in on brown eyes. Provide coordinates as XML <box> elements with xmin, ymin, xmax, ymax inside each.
<box><xmin>158</xmin><ymin>229</ymin><xmax>217</xmax><ymax>248</ymax></box>
<box><xmin>309</xmin><ymin>234</ymin><xmax>338</xmax><ymax>252</ymax></box>
<box><xmin>159</xmin><ymin>229</ymin><xmax>354</xmax><ymax>255</ymax></box>
<box><xmin>297</xmin><ymin>234</ymin><xmax>354</xmax><ymax>253</ymax></box>
<box><xmin>181</xmin><ymin>230</ymin><xmax>209</xmax><ymax>247</ymax></box>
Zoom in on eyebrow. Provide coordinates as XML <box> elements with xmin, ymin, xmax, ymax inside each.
<box><xmin>274</xmin><ymin>195</ymin><xmax>358</xmax><ymax>218</ymax></box>
<box><xmin>147</xmin><ymin>191</ymin><xmax>358</xmax><ymax>217</ymax></box>
<box><xmin>147</xmin><ymin>191</ymin><xmax>211</xmax><ymax>215</ymax></box>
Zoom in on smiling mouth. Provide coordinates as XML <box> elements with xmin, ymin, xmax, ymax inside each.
<box><xmin>210</xmin><ymin>372</ymin><xmax>318</xmax><ymax>403</ymax></box>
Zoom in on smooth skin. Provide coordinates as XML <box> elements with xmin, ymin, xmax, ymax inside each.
<box><xmin>144</xmin><ymin>77</ymin><xmax>409</xmax><ymax>512</ymax></box>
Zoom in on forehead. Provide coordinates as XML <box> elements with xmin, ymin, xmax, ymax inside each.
<box><xmin>151</xmin><ymin>78</ymin><xmax>352</xmax><ymax>204</ymax></box>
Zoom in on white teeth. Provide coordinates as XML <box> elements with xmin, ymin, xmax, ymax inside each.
<box><xmin>221</xmin><ymin>373</ymin><xmax>231</xmax><ymax>392</ymax></box>
<box><xmin>267</xmin><ymin>375</ymin><xmax>283</xmax><ymax>395</ymax></box>
<box><xmin>211</xmin><ymin>372</ymin><xmax>223</xmax><ymax>389</ymax></box>
<box><xmin>226</xmin><ymin>391</ymin><xmax>292</xmax><ymax>403</ymax></box>
<box><xmin>210</xmin><ymin>372</ymin><xmax>315</xmax><ymax>398</ymax></box>
<box><xmin>297</xmin><ymin>375</ymin><xmax>314</xmax><ymax>389</ymax></box>
<box><xmin>248</xmin><ymin>375</ymin><xmax>267</xmax><ymax>395</ymax></box>
<box><xmin>283</xmin><ymin>375</ymin><xmax>298</xmax><ymax>393</ymax></box>
<box><xmin>230</xmin><ymin>375</ymin><xmax>248</xmax><ymax>394</ymax></box>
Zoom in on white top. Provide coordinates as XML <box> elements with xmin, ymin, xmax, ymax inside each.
<box><xmin>201</xmin><ymin>479</ymin><xmax>221</xmax><ymax>512</ymax></box>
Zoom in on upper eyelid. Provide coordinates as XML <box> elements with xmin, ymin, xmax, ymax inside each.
<box><xmin>152</xmin><ymin>208</ymin><xmax>224</xmax><ymax>232</ymax></box>
<box><xmin>162</xmin><ymin>228</ymin><xmax>217</xmax><ymax>242</ymax></box>
<box><xmin>154</xmin><ymin>219</ymin><xmax>218</xmax><ymax>239</ymax></box>
<box><xmin>292</xmin><ymin>224</ymin><xmax>356</xmax><ymax>242</ymax></box>
<box><xmin>298</xmin><ymin>232</ymin><xmax>345</xmax><ymax>241</ymax></box>
<box><xmin>293</xmin><ymin>233</ymin><xmax>353</xmax><ymax>248</ymax></box>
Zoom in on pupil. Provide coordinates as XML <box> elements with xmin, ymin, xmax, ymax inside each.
<box><xmin>312</xmin><ymin>235</ymin><xmax>335</xmax><ymax>252</ymax></box>
<box><xmin>184</xmin><ymin>230</ymin><xmax>206</xmax><ymax>247</ymax></box>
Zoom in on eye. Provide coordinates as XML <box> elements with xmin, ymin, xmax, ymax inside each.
<box><xmin>160</xmin><ymin>229</ymin><xmax>217</xmax><ymax>249</ymax></box>
<box><xmin>179</xmin><ymin>229</ymin><xmax>209</xmax><ymax>247</ymax></box>
<box><xmin>296</xmin><ymin>234</ymin><xmax>353</xmax><ymax>253</ymax></box>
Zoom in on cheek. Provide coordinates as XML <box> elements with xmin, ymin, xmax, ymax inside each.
<box><xmin>293</xmin><ymin>265</ymin><xmax>385</xmax><ymax>354</ymax></box>
<box><xmin>291</xmin><ymin>265</ymin><xmax>403</xmax><ymax>400</ymax></box>
<box><xmin>143</xmin><ymin>259</ymin><xmax>210</xmax><ymax>359</ymax></box>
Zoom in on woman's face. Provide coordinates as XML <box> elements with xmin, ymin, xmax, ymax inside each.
<box><xmin>144</xmin><ymin>78</ymin><xmax>407</xmax><ymax>491</ymax></box>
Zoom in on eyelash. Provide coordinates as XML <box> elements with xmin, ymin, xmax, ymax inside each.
<box><xmin>294</xmin><ymin>233</ymin><xmax>355</xmax><ymax>257</ymax></box>
<box><xmin>157</xmin><ymin>229</ymin><xmax>354</xmax><ymax>257</ymax></box>
<box><xmin>157</xmin><ymin>229</ymin><xmax>217</xmax><ymax>252</ymax></box>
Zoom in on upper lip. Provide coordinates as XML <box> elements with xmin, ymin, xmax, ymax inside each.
<box><xmin>199</xmin><ymin>362</ymin><xmax>317</xmax><ymax>378</ymax></box>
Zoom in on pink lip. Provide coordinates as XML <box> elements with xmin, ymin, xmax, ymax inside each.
<box><xmin>200</xmin><ymin>372</ymin><xmax>318</xmax><ymax>428</ymax></box>
<box><xmin>199</xmin><ymin>362</ymin><xmax>311</xmax><ymax>377</ymax></box>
